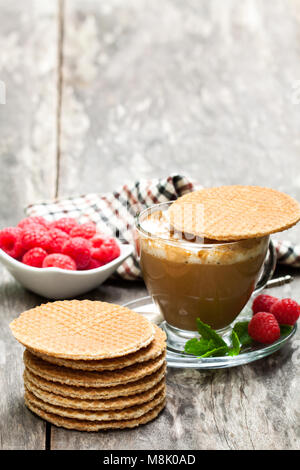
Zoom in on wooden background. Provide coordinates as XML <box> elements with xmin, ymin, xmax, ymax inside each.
<box><xmin>0</xmin><ymin>0</ymin><xmax>300</xmax><ymax>450</ymax></box>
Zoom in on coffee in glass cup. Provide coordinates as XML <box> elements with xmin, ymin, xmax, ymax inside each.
<box><xmin>136</xmin><ymin>202</ymin><xmax>274</xmax><ymax>349</ymax></box>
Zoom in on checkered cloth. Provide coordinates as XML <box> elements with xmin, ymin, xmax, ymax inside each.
<box><xmin>26</xmin><ymin>174</ymin><xmax>300</xmax><ymax>279</ymax></box>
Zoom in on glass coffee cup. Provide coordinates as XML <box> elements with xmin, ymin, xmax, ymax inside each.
<box><xmin>136</xmin><ymin>202</ymin><xmax>276</xmax><ymax>350</ymax></box>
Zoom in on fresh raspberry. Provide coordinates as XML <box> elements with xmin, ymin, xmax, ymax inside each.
<box><xmin>21</xmin><ymin>226</ymin><xmax>51</xmax><ymax>252</ymax></box>
<box><xmin>248</xmin><ymin>312</ymin><xmax>280</xmax><ymax>344</ymax></box>
<box><xmin>62</xmin><ymin>237</ymin><xmax>91</xmax><ymax>269</ymax></box>
<box><xmin>43</xmin><ymin>253</ymin><xmax>76</xmax><ymax>270</ymax></box>
<box><xmin>22</xmin><ymin>248</ymin><xmax>47</xmax><ymax>268</ymax></box>
<box><xmin>252</xmin><ymin>294</ymin><xmax>278</xmax><ymax>315</ymax></box>
<box><xmin>91</xmin><ymin>237</ymin><xmax>120</xmax><ymax>264</ymax></box>
<box><xmin>70</xmin><ymin>222</ymin><xmax>96</xmax><ymax>239</ymax></box>
<box><xmin>270</xmin><ymin>299</ymin><xmax>300</xmax><ymax>326</ymax></box>
<box><xmin>49</xmin><ymin>217</ymin><xmax>78</xmax><ymax>234</ymax></box>
<box><xmin>91</xmin><ymin>234</ymin><xmax>107</xmax><ymax>248</ymax></box>
<box><xmin>0</xmin><ymin>227</ymin><xmax>24</xmax><ymax>259</ymax></box>
<box><xmin>18</xmin><ymin>216</ymin><xmax>49</xmax><ymax>230</ymax></box>
<box><xmin>47</xmin><ymin>228</ymin><xmax>69</xmax><ymax>253</ymax></box>
<box><xmin>85</xmin><ymin>258</ymin><xmax>105</xmax><ymax>270</ymax></box>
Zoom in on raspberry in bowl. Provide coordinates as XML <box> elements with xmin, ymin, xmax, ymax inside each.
<box><xmin>0</xmin><ymin>216</ymin><xmax>133</xmax><ymax>299</ymax></box>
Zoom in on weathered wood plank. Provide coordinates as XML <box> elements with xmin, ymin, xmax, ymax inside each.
<box><xmin>57</xmin><ymin>0</ymin><xmax>300</xmax><ymax>208</ymax></box>
<box><xmin>52</xmin><ymin>0</ymin><xmax>300</xmax><ymax>449</ymax></box>
<box><xmin>0</xmin><ymin>0</ymin><xmax>58</xmax><ymax>449</ymax></box>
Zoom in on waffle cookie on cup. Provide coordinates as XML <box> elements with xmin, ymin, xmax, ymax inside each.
<box><xmin>168</xmin><ymin>185</ymin><xmax>300</xmax><ymax>240</ymax></box>
<box><xmin>10</xmin><ymin>300</ymin><xmax>167</xmax><ymax>431</ymax></box>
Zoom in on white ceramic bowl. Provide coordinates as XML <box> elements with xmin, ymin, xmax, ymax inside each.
<box><xmin>0</xmin><ymin>244</ymin><xmax>133</xmax><ymax>299</ymax></box>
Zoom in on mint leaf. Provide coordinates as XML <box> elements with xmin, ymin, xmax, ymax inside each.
<box><xmin>184</xmin><ymin>338</ymin><xmax>216</xmax><ymax>356</ymax></box>
<box><xmin>228</xmin><ymin>330</ymin><xmax>241</xmax><ymax>356</ymax></box>
<box><xmin>184</xmin><ymin>316</ymin><xmax>294</xmax><ymax>361</ymax></box>
<box><xmin>184</xmin><ymin>319</ymin><xmax>230</xmax><ymax>357</ymax></box>
<box><xmin>200</xmin><ymin>346</ymin><xmax>229</xmax><ymax>358</ymax></box>
<box><xmin>232</xmin><ymin>321</ymin><xmax>252</xmax><ymax>347</ymax></box>
<box><xmin>196</xmin><ymin>318</ymin><xmax>228</xmax><ymax>348</ymax></box>
<box><xmin>280</xmin><ymin>324</ymin><xmax>293</xmax><ymax>337</ymax></box>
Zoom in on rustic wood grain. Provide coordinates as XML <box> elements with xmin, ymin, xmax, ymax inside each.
<box><xmin>0</xmin><ymin>0</ymin><xmax>58</xmax><ymax>449</ymax></box>
<box><xmin>57</xmin><ymin>1</ymin><xmax>300</xmax><ymax>197</ymax></box>
<box><xmin>1</xmin><ymin>0</ymin><xmax>300</xmax><ymax>450</ymax></box>
<box><xmin>49</xmin><ymin>0</ymin><xmax>300</xmax><ymax>450</ymax></box>
<box><xmin>57</xmin><ymin>0</ymin><xmax>300</xmax><ymax>248</ymax></box>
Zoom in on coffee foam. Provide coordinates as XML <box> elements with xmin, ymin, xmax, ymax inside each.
<box><xmin>139</xmin><ymin>213</ymin><xmax>268</xmax><ymax>265</ymax></box>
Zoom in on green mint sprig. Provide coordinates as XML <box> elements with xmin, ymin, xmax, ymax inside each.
<box><xmin>184</xmin><ymin>318</ymin><xmax>293</xmax><ymax>358</ymax></box>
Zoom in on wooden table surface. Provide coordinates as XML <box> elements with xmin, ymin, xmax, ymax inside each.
<box><xmin>1</xmin><ymin>0</ymin><xmax>300</xmax><ymax>450</ymax></box>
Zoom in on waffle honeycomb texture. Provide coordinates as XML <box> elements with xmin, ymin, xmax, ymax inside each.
<box><xmin>10</xmin><ymin>300</ymin><xmax>155</xmax><ymax>359</ymax></box>
<box><xmin>23</xmin><ymin>365</ymin><xmax>166</xmax><ymax>399</ymax></box>
<box><xmin>24</xmin><ymin>397</ymin><xmax>166</xmax><ymax>431</ymax></box>
<box><xmin>32</xmin><ymin>324</ymin><xmax>166</xmax><ymax>371</ymax></box>
<box><xmin>24</xmin><ymin>375</ymin><xmax>165</xmax><ymax>411</ymax></box>
<box><xmin>24</xmin><ymin>349</ymin><xmax>166</xmax><ymax>387</ymax></box>
<box><xmin>169</xmin><ymin>186</ymin><xmax>300</xmax><ymax>240</ymax></box>
<box><xmin>24</xmin><ymin>388</ymin><xmax>166</xmax><ymax>421</ymax></box>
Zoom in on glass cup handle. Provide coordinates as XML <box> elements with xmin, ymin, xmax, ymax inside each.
<box><xmin>253</xmin><ymin>239</ymin><xmax>277</xmax><ymax>295</ymax></box>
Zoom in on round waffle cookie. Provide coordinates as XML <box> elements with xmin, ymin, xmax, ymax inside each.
<box><xmin>23</xmin><ymin>365</ymin><xmax>167</xmax><ymax>399</ymax></box>
<box><xmin>168</xmin><ymin>186</ymin><xmax>300</xmax><ymax>240</ymax></box>
<box><xmin>24</xmin><ymin>374</ymin><xmax>165</xmax><ymax>410</ymax></box>
<box><xmin>25</xmin><ymin>396</ymin><xmax>166</xmax><ymax>431</ymax></box>
<box><xmin>10</xmin><ymin>300</ymin><xmax>155</xmax><ymax>360</ymax></box>
<box><xmin>24</xmin><ymin>388</ymin><xmax>166</xmax><ymax>421</ymax></box>
<box><xmin>31</xmin><ymin>325</ymin><xmax>166</xmax><ymax>371</ymax></box>
<box><xmin>24</xmin><ymin>349</ymin><xmax>166</xmax><ymax>387</ymax></box>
